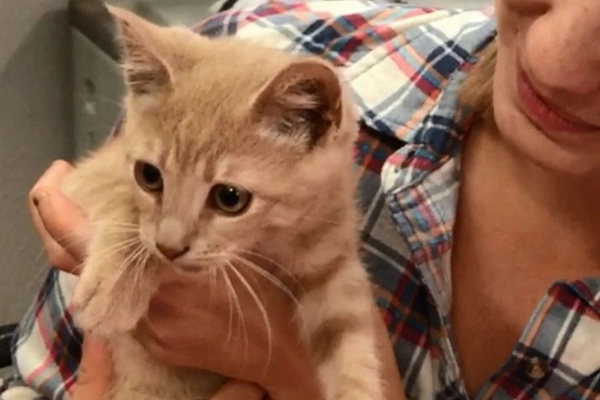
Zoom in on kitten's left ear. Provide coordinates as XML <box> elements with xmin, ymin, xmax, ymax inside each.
<box><xmin>251</xmin><ymin>59</ymin><xmax>344</xmax><ymax>148</ymax></box>
<box><xmin>106</xmin><ymin>5</ymin><xmax>172</xmax><ymax>98</ymax></box>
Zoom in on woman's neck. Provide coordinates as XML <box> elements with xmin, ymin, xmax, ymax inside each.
<box><xmin>450</xmin><ymin>120</ymin><xmax>600</xmax><ymax>397</ymax></box>
<box><xmin>459</xmin><ymin>120</ymin><xmax>600</xmax><ymax>275</ymax></box>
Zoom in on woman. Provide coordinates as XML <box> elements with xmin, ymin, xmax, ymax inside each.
<box><xmin>17</xmin><ymin>0</ymin><xmax>600</xmax><ymax>399</ymax></box>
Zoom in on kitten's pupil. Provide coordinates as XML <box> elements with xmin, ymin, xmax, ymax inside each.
<box><xmin>134</xmin><ymin>161</ymin><xmax>163</xmax><ymax>193</ymax></box>
<box><xmin>219</xmin><ymin>186</ymin><xmax>240</xmax><ymax>207</ymax></box>
<box><xmin>142</xmin><ymin>164</ymin><xmax>161</xmax><ymax>185</ymax></box>
<box><xmin>211</xmin><ymin>184</ymin><xmax>251</xmax><ymax>215</ymax></box>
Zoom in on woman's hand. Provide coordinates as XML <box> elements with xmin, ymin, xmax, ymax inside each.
<box><xmin>71</xmin><ymin>336</ymin><xmax>113</xmax><ymax>400</ymax></box>
<box><xmin>71</xmin><ymin>335</ymin><xmax>265</xmax><ymax>400</ymax></box>
<box><xmin>134</xmin><ymin>265</ymin><xmax>323</xmax><ymax>400</ymax></box>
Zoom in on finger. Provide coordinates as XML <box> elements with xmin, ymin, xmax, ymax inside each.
<box><xmin>42</xmin><ymin>233</ymin><xmax>81</xmax><ymax>273</ymax></box>
<box><xmin>72</xmin><ymin>335</ymin><xmax>113</xmax><ymax>400</ymax></box>
<box><xmin>132</xmin><ymin>316</ymin><xmax>170</xmax><ymax>363</ymax></box>
<box><xmin>31</xmin><ymin>160</ymin><xmax>73</xmax><ymax>191</ymax></box>
<box><xmin>28</xmin><ymin>161</ymin><xmax>87</xmax><ymax>270</ymax></box>
<box><xmin>36</xmin><ymin>188</ymin><xmax>89</xmax><ymax>260</ymax></box>
<box><xmin>132</xmin><ymin>304</ymin><xmax>198</xmax><ymax>367</ymax></box>
<box><xmin>29</xmin><ymin>190</ymin><xmax>84</xmax><ymax>273</ymax></box>
<box><xmin>28</xmin><ymin>160</ymin><xmax>90</xmax><ymax>260</ymax></box>
<box><xmin>28</xmin><ymin>160</ymin><xmax>73</xmax><ymax>211</ymax></box>
<box><xmin>210</xmin><ymin>381</ymin><xmax>266</xmax><ymax>400</ymax></box>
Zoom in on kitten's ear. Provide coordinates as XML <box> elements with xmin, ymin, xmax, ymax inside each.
<box><xmin>251</xmin><ymin>59</ymin><xmax>343</xmax><ymax>148</ymax></box>
<box><xmin>106</xmin><ymin>5</ymin><xmax>172</xmax><ymax>97</ymax></box>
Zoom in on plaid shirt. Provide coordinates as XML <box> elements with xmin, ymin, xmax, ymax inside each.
<box><xmin>6</xmin><ymin>2</ymin><xmax>600</xmax><ymax>400</ymax></box>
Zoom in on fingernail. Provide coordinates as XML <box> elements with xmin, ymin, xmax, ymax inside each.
<box><xmin>32</xmin><ymin>191</ymin><xmax>48</xmax><ymax>207</ymax></box>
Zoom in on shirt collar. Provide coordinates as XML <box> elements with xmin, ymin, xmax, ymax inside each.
<box><xmin>380</xmin><ymin>23</ymin><xmax>496</xmax><ymax>314</ymax></box>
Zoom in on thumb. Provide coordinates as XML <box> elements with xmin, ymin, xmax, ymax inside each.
<box><xmin>211</xmin><ymin>381</ymin><xmax>266</xmax><ymax>400</ymax></box>
<box><xmin>72</xmin><ymin>335</ymin><xmax>113</xmax><ymax>400</ymax></box>
<box><xmin>36</xmin><ymin>189</ymin><xmax>89</xmax><ymax>262</ymax></box>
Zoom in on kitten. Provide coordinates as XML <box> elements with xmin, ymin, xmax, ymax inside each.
<box><xmin>62</xmin><ymin>5</ymin><xmax>382</xmax><ymax>400</ymax></box>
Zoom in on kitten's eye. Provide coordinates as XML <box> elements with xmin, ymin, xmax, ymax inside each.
<box><xmin>134</xmin><ymin>161</ymin><xmax>163</xmax><ymax>193</ymax></box>
<box><xmin>211</xmin><ymin>184</ymin><xmax>252</xmax><ymax>215</ymax></box>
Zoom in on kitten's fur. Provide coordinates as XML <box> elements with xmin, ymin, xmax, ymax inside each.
<box><xmin>62</xmin><ymin>5</ymin><xmax>382</xmax><ymax>400</ymax></box>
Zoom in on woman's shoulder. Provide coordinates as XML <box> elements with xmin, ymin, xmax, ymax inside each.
<box><xmin>196</xmin><ymin>1</ymin><xmax>496</xmax><ymax>142</ymax></box>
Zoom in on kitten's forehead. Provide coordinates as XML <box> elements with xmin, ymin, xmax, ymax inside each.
<box><xmin>122</xmin><ymin>35</ymin><xmax>346</xmax><ymax>178</ymax></box>
<box><xmin>128</xmin><ymin>118</ymin><xmax>298</xmax><ymax>187</ymax></box>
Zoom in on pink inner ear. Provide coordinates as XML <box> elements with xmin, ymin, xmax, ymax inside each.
<box><xmin>252</xmin><ymin>59</ymin><xmax>343</xmax><ymax>146</ymax></box>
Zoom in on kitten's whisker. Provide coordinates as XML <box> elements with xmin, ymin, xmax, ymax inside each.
<box><xmin>217</xmin><ymin>267</ymin><xmax>235</xmax><ymax>345</ymax></box>
<box><xmin>227</xmin><ymin>263</ymin><xmax>273</xmax><ymax>373</ymax></box>
<box><xmin>33</xmin><ymin>236</ymin><xmax>139</xmax><ymax>285</ymax></box>
<box><xmin>76</xmin><ymin>243</ymin><xmax>146</xmax><ymax>317</ymax></box>
<box><xmin>112</xmin><ymin>243</ymin><xmax>145</xmax><ymax>287</ymax></box>
<box><xmin>230</xmin><ymin>254</ymin><xmax>299</xmax><ymax>306</ymax></box>
<box><xmin>44</xmin><ymin>230</ymin><xmax>91</xmax><ymax>249</ymax></box>
<box><xmin>221</xmin><ymin>265</ymin><xmax>247</xmax><ymax>351</ymax></box>
<box><xmin>234</xmin><ymin>249</ymin><xmax>300</xmax><ymax>287</ymax></box>
<box><xmin>130</xmin><ymin>245</ymin><xmax>148</xmax><ymax>276</ymax></box>
<box><xmin>75</xmin><ymin>238</ymin><xmax>143</xmax><ymax>273</ymax></box>
<box><xmin>87</xmin><ymin>237</ymin><xmax>141</xmax><ymax>258</ymax></box>
<box><xmin>131</xmin><ymin>249</ymin><xmax>151</xmax><ymax>300</ymax></box>
<box><xmin>113</xmin><ymin>247</ymin><xmax>140</xmax><ymax>282</ymax></box>
<box><xmin>208</xmin><ymin>265</ymin><xmax>217</xmax><ymax>308</ymax></box>
<box><xmin>116</xmin><ymin>245</ymin><xmax>149</xmax><ymax>307</ymax></box>
<box><xmin>206</xmin><ymin>263</ymin><xmax>227</xmax><ymax>306</ymax></box>
<box><xmin>46</xmin><ymin>229</ymin><xmax>140</xmax><ymax>258</ymax></box>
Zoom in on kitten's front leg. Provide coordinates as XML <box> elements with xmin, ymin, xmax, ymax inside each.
<box><xmin>299</xmin><ymin>259</ymin><xmax>383</xmax><ymax>400</ymax></box>
<box><xmin>73</xmin><ymin>232</ymin><xmax>159</xmax><ymax>338</ymax></box>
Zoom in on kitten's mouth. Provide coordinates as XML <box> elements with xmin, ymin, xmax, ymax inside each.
<box><xmin>155</xmin><ymin>256</ymin><xmax>216</xmax><ymax>275</ymax></box>
<box><xmin>173</xmin><ymin>263</ymin><xmax>206</xmax><ymax>273</ymax></box>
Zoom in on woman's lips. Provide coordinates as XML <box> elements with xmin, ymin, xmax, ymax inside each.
<box><xmin>516</xmin><ymin>68</ymin><xmax>600</xmax><ymax>134</ymax></box>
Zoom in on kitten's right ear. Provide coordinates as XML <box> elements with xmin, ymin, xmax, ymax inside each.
<box><xmin>106</xmin><ymin>5</ymin><xmax>172</xmax><ymax>97</ymax></box>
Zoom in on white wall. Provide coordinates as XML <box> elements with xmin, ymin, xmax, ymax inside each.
<box><xmin>0</xmin><ymin>0</ymin><xmax>73</xmax><ymax>324</ymax></box>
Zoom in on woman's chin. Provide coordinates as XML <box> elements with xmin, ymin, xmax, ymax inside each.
<box><xmin>493</xmin><ymin>92</ymin><xmax>600</xmax><ymax>178</ymax></box>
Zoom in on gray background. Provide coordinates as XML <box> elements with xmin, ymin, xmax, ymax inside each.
<box><xmin>0</xmin><ymin>0</ymin><xmax>492</xmax><ymax>325</ymax></box>
<box><xmin>0</xmin><ymin>0</ymin><xmax>73</xmax><ymax>324</ymax></box>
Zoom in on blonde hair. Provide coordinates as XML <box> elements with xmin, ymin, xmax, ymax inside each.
<box><xmin>458</xmin><ymin>40</ymin><xmax>497</xmax><ymax>124</ymax></box>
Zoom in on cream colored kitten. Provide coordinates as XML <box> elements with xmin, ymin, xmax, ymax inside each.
<box><xmin>62</xmin><ymin>5</ymin><xmax>382</xmax><ymax>400</ymax></box>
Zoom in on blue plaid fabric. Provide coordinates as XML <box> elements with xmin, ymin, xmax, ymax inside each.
<box><xmin>7</xmin><ymin>1</ymin><xmax>600</xmax><ymax>400</ymax></box>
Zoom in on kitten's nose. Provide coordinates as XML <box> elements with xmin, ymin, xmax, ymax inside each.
<box><xmin>156</xmin><ymin>243</ymin><xmax>190</xmax><ymax>261</ymax></box>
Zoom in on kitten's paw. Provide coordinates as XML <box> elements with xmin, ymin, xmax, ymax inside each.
<box><xmin>74</xmin><ymin>287</ymin><xmax>139</xmax><ymax>337</ymax></box>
